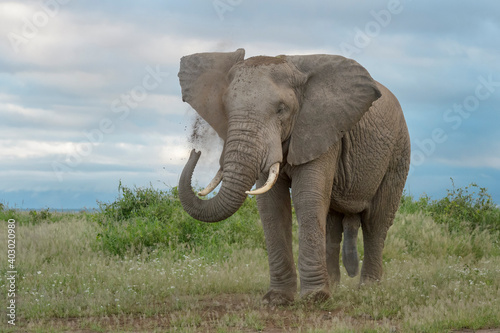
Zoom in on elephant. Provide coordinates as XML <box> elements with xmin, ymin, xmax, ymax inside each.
<box><xmin>177</xmin><ymin>48</ymin><xmax>410</xmax><ymax>304</ymax></box>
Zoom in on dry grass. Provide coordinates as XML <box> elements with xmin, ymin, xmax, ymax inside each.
<box><xmin>1</xmin><ymin>212</ymin><xmax>499</xmax><ymax>332</ymax></box>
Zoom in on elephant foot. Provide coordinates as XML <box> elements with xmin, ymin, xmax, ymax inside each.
<box><xmin>359</xmin><ymin>274</ymin><xmax>381</xmax><ymax>286</ymax></box>
<box><xmin>300</xmin><ymin>287</ymin><xmax>331</xmax><ymax>303</ymax></box>
<box><xmin>262</xmin><ymin>289</ymin><xmax>295</xmax><ymax>306</ymax></box>
<box><xmin>328</xmin><ymin>272</ymin><xmax>341</xmax><ymax>287</ymax></box>
<box><xmin>327</xmin><ymin>257</ymin><xmax>341</xmax><ymax>286</ymax></box>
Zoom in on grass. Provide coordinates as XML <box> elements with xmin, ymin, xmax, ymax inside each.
<box><xmin>0</xmin><ymin>182</ymin><xmax>499</xmax><ymax>332</ymax></box>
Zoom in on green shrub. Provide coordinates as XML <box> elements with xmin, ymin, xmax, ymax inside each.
<box><xmin>400</xmin><ymin>179</ymin><xmax>500</xmax><ymax>234</ymax></box>
<box><xmin>0</xmin><ymin>206</ymin><xmax>21</xmax><ymax>222</ymax></box>
<box><xmin>28</xmin><ymin>208</ymin><xmax>52</xmax><ymax>224</ymax></box>
<box><xmin>0</xmin><ymin>205</ymin><xmax>67</xmax><ymax>225</ymax></box>
<box><xmin>399</xmin><ymin>192</ymin><xmax>432</xmax><ymax>215</ymax></box>
<box><xmin>94</xmin><ymin>182</ymin><xmax>265</xmax><ymax>259</ymax></box>
<box><xmin>429</xmin><ymin>179</ymin><xmax>499</xmax><ymax>233</ymax></box>
<box><xmin>95</xmin><ymin>180</ymin><xmax>499</xmax><ymax>259</ymax></box>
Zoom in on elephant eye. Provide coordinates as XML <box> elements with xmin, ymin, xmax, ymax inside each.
<box><xmin>277</xmin><ymin>103</ymin><xmax>286</xmax><ymax>114</ymax></box>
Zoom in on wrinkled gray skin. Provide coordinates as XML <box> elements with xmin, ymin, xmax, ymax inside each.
<box><xmin>178</xmin><ymin>49</ymin><xmax>410</xmax><ymax>305</ymax></box>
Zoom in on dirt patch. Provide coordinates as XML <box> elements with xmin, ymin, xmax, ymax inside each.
<box><xmin>452</xmin><ymin>328</ymin><xmax>500</xmax><ymax>333</ymax></box>
<box><xmin>245</xmin><ymin>56</ymin><xmax>287</xmax><ymax>67</ymax></box>
<box><xmin>13</xmin><ymin>294</ymin><xmax>500</xmax><ymax>332</ymax></box>
<box><xmin>15</xmin><ymin>294</ymin><xmax>339</xmax><ymax>332</ymax></box>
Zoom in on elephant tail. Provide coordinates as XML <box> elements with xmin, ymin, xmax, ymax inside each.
<box><xmin>342</xmin><ymin>215</ymin><xmax>360</xmax><ymax>278</ymax></box>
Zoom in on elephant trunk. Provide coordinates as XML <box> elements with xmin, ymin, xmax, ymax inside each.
<box><xmin>179</xmin><ymin>112</ymin><xmax>281</xmax><ymax>222</ymax></box>
<box><xmin>178</xmin><ymin>134</ymin><xmax>263</xmax><ymax>222</ymax></box>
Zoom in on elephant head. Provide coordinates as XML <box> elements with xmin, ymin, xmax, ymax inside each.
<box><xmin>178</xmin><ymin>48</ymin><xmax>381</xmax><ymax>222</ymax></box>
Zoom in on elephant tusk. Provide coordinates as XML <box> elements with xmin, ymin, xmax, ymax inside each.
<box><xmin>197</xmin><ymin>168</ymin><xmax>223</xmax><ymax>196</ymax></box>
<box><xmin>246</xmin><ymin>163</ymin><xmax>280</xmax><ymax>195</ymax></box>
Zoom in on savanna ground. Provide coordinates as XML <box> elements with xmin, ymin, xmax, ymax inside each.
<box><xmin>1</xmin><ymin>181</ymin><xmax>500</xmax><ymax>332</ymax></box>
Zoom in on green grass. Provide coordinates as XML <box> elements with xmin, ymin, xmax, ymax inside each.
<box><xmin>0</xmin><ymin>182</ymin><xmax>499</xmax><ymax>332</ymax></box>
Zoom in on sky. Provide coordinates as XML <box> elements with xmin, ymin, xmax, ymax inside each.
<box><xmin>1</xmin><ymin>0</ymin><xmax>499</xmax><ymax>209</ymax></box>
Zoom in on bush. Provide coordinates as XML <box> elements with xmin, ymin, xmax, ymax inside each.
<box><xmin>92</xmin><ymin>179</ymin><xmax>499</xmax><ymax>259</ymax></box>
<box><xmin>400</xmin><ymin>179</ymin><xmax>500</xmax><ymax>233</ymax></box>
<box><xmin>0</xmin><ymin>205</ymin><xmax>20</xmax><ymax>222</ymax></box>
<box><xmin>28</xmin><ymin>208</ymin><xmax>52</xmax><ymax>224</ymax></box>
<box><xmin>399</xmin><ymin>192</ymin><xmax>432</xmax><ymax>215</ymax></box>
<box><xmin>93</xmin><ymin>182</ymin><xmax>265</xmax><ymax>259</ymax></box>
<box><xmin>430</xmin><ymin>179</ymin><xmax>499</xmax><ymax>233</ymax></box>
<box><xmin>0</xmin><ymin>205</ymin><xmax>66</xmax><ymax>225</ymax></box>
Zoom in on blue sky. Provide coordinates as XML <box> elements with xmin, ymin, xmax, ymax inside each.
<box><xmin>1</xmin><ymin>0</ymin><xmax>499</xmax><ymax>209</ymax></box>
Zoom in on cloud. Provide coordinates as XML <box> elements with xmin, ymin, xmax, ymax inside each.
<box><xmin>17</xmin><ymin>70</ymin><xmax>108</xmax><ymax>96</ymax></box>
<box><xmin>436</xmin><ymin>156</ymin><xmax>500</xmax><ymax>170</ymax></box>
<box><xmin>0</xmin><ymin>140</ymin><xmax>73</xmax><ymax>159</ymax></box>
<box><xmin>1</xmin><ymin>0</ymin><xmax>499</xmax><ymax>208</ymax></box>
<box><xmin>0</xmin><ymin>101</ymin><xmax>92</xmax><ymax>128</ymax></box>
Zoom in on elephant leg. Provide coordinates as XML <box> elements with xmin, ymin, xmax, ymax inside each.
<box><xmin>291</xmin><ymin>149</ymin><xmax>338</xmax><ymax>301</ymax></box>
<box><xmin>360</xmin><ymin>172</ymin><xmax>404</xmax><ymax>284</ymax></box>
<box><xmin>342</xmin><ymin>214</ymin><xmax>360</xmax><ymax>278</ymax></box>
<box><xmin>326</xmin><ymin>211</ymin><xmax>343</xmax><ymax>285</ymax></box>
<box><xmin>360</xmin><ymin>212</ymin><xmax>390</xmax><ymax>284</ymax></box>
<box><xmin>256</xmin><ymin>174</ymin><xmax>296</xmax><ymax>305</ymax></box>
<box><xmin>360</xmin><ymin>120</ymin><xmax>410</xmax><ymax>284</ymax></box>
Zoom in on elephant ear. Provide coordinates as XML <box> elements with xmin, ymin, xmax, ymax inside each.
<box><xmin>285</xmin><ymin>55</ymin><xmax>381</xmax><ymax>166</ymax></box>
<box><xmin>178</xmin><ymin>48</ymin><xmax>245</xmax><ymax>140</ymax></box>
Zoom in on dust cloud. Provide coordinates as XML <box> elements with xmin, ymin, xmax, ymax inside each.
<box><xmin>187</xmin><ymin>115</ymin><xmax>223</xmax><ymax>170</ymax></box>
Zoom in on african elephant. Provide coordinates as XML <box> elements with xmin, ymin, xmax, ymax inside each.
<box><xmin>177</xmin><ymin>48</ymin><xmax>410</xmax><ymax>305</ymax></box>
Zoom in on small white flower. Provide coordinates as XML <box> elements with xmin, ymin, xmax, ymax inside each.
<box><xmin>37</xmin><ymin>271</ymin><xmax>42</xmax><ymax>275</ymax></box>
